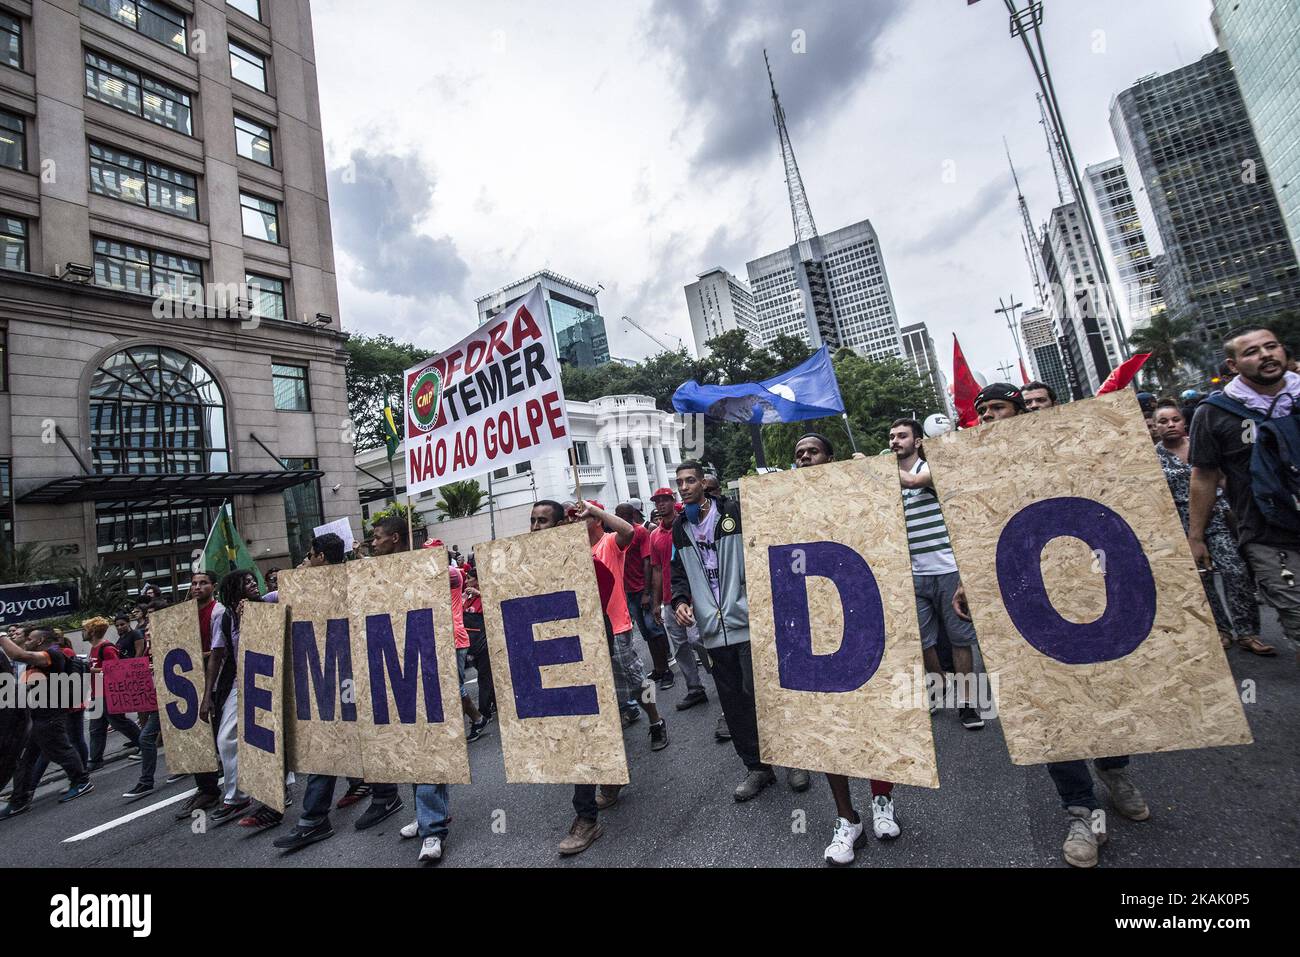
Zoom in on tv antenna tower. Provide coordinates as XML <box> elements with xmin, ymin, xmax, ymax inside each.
<box><xmin>1037</xmin><ymin>92</ymin><xmax>1071</xmax><ymax>204</ymax></box>
<box><xmin>1005</xmin><ymin>138</ymin><xmax>1046</xmax><ymax>308</ymax></box>
<box><xmin>765</xmin><ymin>50</ymin><xmax>819</xmax><ymax>243</ymax></box>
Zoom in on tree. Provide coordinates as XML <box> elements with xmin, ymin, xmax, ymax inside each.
<box><xmin>1128</xmin><ymin>313</ymin><xmax>1207</xmax><ymax>393</ymax></box>
<box><xmin>434</xmin><ymin>480</ymin><xmax>485</xmax><ymax>519</ymax></box>
<box><xmin>0</xmin><ymin>543</ymin><xmax>75</xmax><ymax>585</ymax></box>
<box><xmin>345</xmin><ymin>335</ymin><xmax>432</xmax><ymax>453</ymax></box>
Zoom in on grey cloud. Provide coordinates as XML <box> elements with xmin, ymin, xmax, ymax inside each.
<box><xmin>328</xmin><ymin>149</ymin><xmax>469</xmax><ymax>300</ymax></box>
<box><xmin>646</xmin><ymin>0</ymin><xmax>903</xmax><ymax>170</ymax></box>
<box><xmin>897</xmin><ymin>176</ymin><xmax>1010</xmax><ymax>255</ymax></box>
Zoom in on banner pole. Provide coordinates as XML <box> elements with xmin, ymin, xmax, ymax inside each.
<box><xmin>568</xmin><ymin>443</ymin><xmax>581</xmax><ymax>500</ymax></box>
<box><xmin>842</xmin><ymin>413</ymin><xmax>859</xmax><ymax>453</ymax></box>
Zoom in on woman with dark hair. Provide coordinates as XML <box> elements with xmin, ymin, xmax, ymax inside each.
<box><xmin>139</xmin><ymin>582</ymin><xmax>164</xmax><ymax>604</ymax></box>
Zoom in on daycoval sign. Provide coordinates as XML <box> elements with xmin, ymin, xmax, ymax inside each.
<box><xmin>403</xmin><ymin>284</ymin><xmax>571</xmax><ymax>495</ymax></box>
<box><xmin>0</xmin><ymin>580</ymin><xmax>80</xmax><ymax>626</ymax></box>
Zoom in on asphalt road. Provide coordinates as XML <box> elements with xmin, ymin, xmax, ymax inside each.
<box><xmin>5</xmin><ymin>611</ymin><xmax>1297</xmax><ymax>869</ymax></box>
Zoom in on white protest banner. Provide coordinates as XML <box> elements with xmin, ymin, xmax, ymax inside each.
<box><xmin>404</xmin><ymin>284</ymin><xmax>570</xmax><ymax>496</ymax></box>
<box><xmin>312</xmin><ymin>517</ymin><xmax>357</xmax><ymax>552</ymax></box>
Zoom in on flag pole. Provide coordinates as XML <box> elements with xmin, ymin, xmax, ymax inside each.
<box><xmin>841</xmin><ymin>413</ymin><xmax>859</xmax><ymax>453</ymax></box>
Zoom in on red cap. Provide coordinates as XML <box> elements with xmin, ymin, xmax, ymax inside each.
<box><xmin>651</xmin><ymin>487</ymin><xmax>675</xmax><ymax>500</ymax></box>
<box><xmin>423</xmin><ymin>538</ymin><xmax>444</xmax><ymax>548</ymax></box>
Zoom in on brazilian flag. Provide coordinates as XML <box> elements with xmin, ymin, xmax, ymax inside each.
<box><xmin>382</xmin><ymin>401</ymin><xmax>401</xmax><ymax>462</ymax></box>
<box><xmin>201</xmin><ymin>504</ymin><xmax>266</xmax><ymax>592</ymax></box>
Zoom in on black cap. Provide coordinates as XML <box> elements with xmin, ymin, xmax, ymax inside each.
<box><xmin>974</xmin><ymin>382</ymin><xmax>1026</xmax><ymax>413</ymax></box>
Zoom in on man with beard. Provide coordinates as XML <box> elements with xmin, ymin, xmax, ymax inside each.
<box><xmin>1190</xmin><ymin>326</ymin><xmax>1300</xmax><ymax>662</ymax></box>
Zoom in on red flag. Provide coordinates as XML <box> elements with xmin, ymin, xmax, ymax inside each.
<box><xmin>1019</xmin><ymin>358</ymin><xmax>1030</xmax><ymax>385</ymax></box>
<box><xmin>952</xmin><ymin>334</ymin><xmax>982</xmax><ymax>428</ymax></box>
<box><xmin>1096</xmin><ymin>353</ymin><xmax>1152</xmax><ymax>395</ymax></box>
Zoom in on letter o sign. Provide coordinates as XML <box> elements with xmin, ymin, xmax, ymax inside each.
<box><xmin>995</xmin><ymin>497</ymin><xmax>1156</xmax><ymax>664</ymax></box>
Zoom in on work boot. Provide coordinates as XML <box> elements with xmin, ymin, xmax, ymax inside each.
<box><xmin>676</xmin><ymin>688</ymin><xmax>708</xmax><ymax>711</ymax></box>
<box><xmin>786</xmin><ymin>767</ymin><xmax>810</xmax><ymax>792</ymax></box>
<box><xmin>595</xmin><ymin>784</ymin><xmax>623</xmax><ymax>810</ymax></box>
<box><xmin>1092</xmin><ymin>762</ymin><xmax>1150</xmax><ymax>821</ymax></box>
<box><xmin>714</xmin><ymin>714</ymin><xmax>731</xmax><ymax>741</ymax></box>
<box><xmin>733</xmin><ymin>768</ymin><xmax>775</xmax><ymax>802</ymax></box>
<box><xmin>1062</xmin><ymin>806</ymin><xmax>1107</xmax><ymax>868</ymax></box>
<box><xmin>558</xmin><ymin>816</ymin><xmax>603</xmax><ymax>856</ymax></box>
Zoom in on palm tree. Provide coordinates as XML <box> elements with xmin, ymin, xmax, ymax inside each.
<box><xmin>1128</xmin><ymin>312</ymin><xmax>1206</xmax><ymax>393</ymax></box>
<box><xmin>0</xmin><ymin>543</ymin><xmax>75</xmax><ymax>585</ymax></box>
<box><xmin>435</xmin><ymin>480</ymin><xmax>485</xmax><ymax>519</ymax></box>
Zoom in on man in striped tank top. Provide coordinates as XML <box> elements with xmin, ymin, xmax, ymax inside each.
<box><xmin>891</xmin><ymin>418</ymin><xmax>985</xmax><ymax>731</ymax></box>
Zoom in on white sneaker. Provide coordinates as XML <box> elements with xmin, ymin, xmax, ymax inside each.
<box><xmin>400</xmin><ymin>820</ymin><xmax>419</xmax><ymax>839</ymax></box>
<box><xmin>871</xmin><ymin>795</ymin><xmax>900</xmax><ymax>839</ymax></box>
<box><xmin>418</xmin><ymin>836</ymin><xmax>442</xmax><ymax>863</ymax></box>
<box><xmin>823</xmin><ymin>815</ymin><xmax>866</xmax><ymax>866</ymax></box>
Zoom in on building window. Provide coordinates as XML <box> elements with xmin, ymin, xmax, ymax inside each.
<box><xmin>0</xmin><ymin>217</ymin><xmax>26</xmax><ymax>271</ymax></box>
<box><xmin>0</xmin><ymin>458</ymin><xmax>12</xmax><ymax>553</ymax></box>
<box><xmin>515</xmin><ymin>461</ymin><xmax>531</xmax><ymax>474</ymax></box>
<box><xmin>227</xmin><ymin>0</ymin><xmax>261</xmax><ymax>20</ymax></box>
<box><xmin>573</xmin><ymin>441</ymin><xmax>590</xmax><ymax>465</ymax></box>
<box><xmin>272</xmin><ymin>362</ymin><xmax>310</xmax><ymax>411</ymax></box>
<box><xmin>281</xmin><ymin>457</ymin><xmax>324</xmax><ymax>567</ymax></box>
<box><xmin>0</xmin><ymin>330</ymin><xmax>6</xmax><ymax>392</ymax></box>
<box><xmin>246</xmin><ymin>272</ymin><xmax>285</xmax><ymax>321</ymax></box>
<box><xmin>228</xmin><ymin>41</ymin><xmax>266</xmax><ymax>91</ymax></box>
<box><xmin>1</xmin><ymin>12</ymin><xmax>21</xmax><ymax>69</ymax></box>
<box><xmin>492</xmin><ymin>468</ymin><xmax>508</xmax><ymax>479</ymax></box>
<box><xmin>234</xmin><ymin>115</ymin><xmax>273</xmax><ymax>166</ymax></box>
<box><xmin>94</xmin><ymin>237</ymin><xmax>202</xmax><ymax>300</ymax></box>
<box><xmin>82</xmin><ymin>0</ymin><xmax>188</xmax><ymax>54</ymax></box>
<box><xmin>89</xmin><ymin>142</ymin><xmax>198</xmax><ymax>219</ymax></box>
<box><xmin>0</xmin><ymin>111</ymin><xmax>24</xmax><ymax>170</ymax></box>
<box><xmin>84</xmin><ymin>51</ymin><xmax>193</xmax><ymax>135</ymax></box>
<box><xmin>240</xmin><ymin>192</ymin><xmax>278</xmax><ymax>242</ymax></box>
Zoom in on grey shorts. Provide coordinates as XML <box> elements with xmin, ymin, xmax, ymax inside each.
<box><xmin>608</xmin><ymin>629</ymin><xmax>651</xmax><ymax>706</ymax></box>
<box><xmin>915</xmin><ymin>571</ymin><xmax>978</xmax><ymax>650</ymax></box>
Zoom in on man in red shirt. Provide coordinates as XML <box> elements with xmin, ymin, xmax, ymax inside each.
<box><xmin>617</xmin><ymin>500</ymin><xmax>674</xmax><ymax>691</ymax></box>
<box><xmin>173</xmin><ymin>570</ymin><xmax>225</xmax><ymax>821</ymax></box>
<box><xmin>648</xmin><ymin>488</ymin><xmax>709</xmax><ymax>710</ymax></box>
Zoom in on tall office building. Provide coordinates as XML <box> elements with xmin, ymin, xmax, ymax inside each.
<box><xmin>1020</xmin><ymin>307</ymin><xmax>1072</xmax><ymax>404</ymax></box>
<box><xmin>1086</xmin><ymin>157</ymin><xmax>1165</xmax><ymax>332</ymax></box>
<box><xmin>685</xmin><ymin>267</ymin><xmax>760</xmax><ymax>356</ymax></box>
<box><xmin>1212</xmin><ymin>0</ymin><xmax>1300</xmax><ymax>260</ymax></box>
<box><xmin>1111</xmin><ymin>51</ymin><xmax>1300</xmax><ymax>344</ymax></box>
<box><xmin>1040</xmin><ymin>202</ymin><xmax>1122</xmax><ymax>395</ymax></box>
<box><xmin>0</xmin><ymin>0</ymin><xmax>356</xmax><ymax>592</ymax></box>
<box><xmin>899</xmin><ymin>322</ymin><xmax>950</xmax><ymax>416</ymax></box>
<box><xmin>746</xmin><ymin>219</ymin><xmax>904</xmax><ymax>362</ymax></box>
<box><xmin>475</xmin><ymin>269</ymin><xmax>610</xmax><ymax>367</ymax></box>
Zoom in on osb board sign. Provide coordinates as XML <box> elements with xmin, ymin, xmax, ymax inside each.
<box><xmin>477</xmin><ymin>522</ymin><xmax>629</xmax><ymax>785</ymax></box>
<box><xmin>348</xmin><ymin>549</ymin><xmax>471</xmax><ymax>785</ymax></box>
<box><xmin>237</xmin><ymin>602</ymin><xmax>287</xmax><ymax>812</ymax></box>
<box><xmin>741</xmin><ymin>458</ymin><xmax>939</xmax><ymax>788</ymax></box>
<box><xmin>279</xmin><ymin>563</ymin><xmax>363</xmax><ymax>777</ymax></box>
<box><xmin>146</xmin><ymin>601</ymin><xmax>219</xmax><ymax>774</ymax></box>
<box><xmin>926</xmin><ymin>390</ymin><xmax>1252</xmax><ymax>764</ymax></box>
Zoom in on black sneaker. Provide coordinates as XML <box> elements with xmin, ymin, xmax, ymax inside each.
<box><xmin>714</xmin><ymin>714</ymin><xmax>732</xmax><ymax>741</ymax></box>
<box><xmin>173</xmin><ymin>792</ymin><xmax>220</xmax><ymax>820</ymax></box>
<box><xmin>676</xmin><ymin>688</ymin><xmax>708</xmax><ymax>711</ymax></box>
<box><xmin>210</xmin><ymin>798</ymin><xmax>253</xmax><ymax>826</ymax></box>
<box><xmin>122</xmin><ymin>782</ymin><xmax>155</xmax><ymax>800</ymax></box>
<box><xmin>958</xmin><ymin>706</ymin><xmax>985</xmax><ymax>730</ymax></box>
<box><xmin>59</xmin><ymin>780</ymin><xmax>95</xmax><ymax>803</ymax></box>
<box><xmin>0</xmin><ymin>801</ymin><xmax>32</xmax><ymax>821</ymax></box>
<box><xmin>466</xmin><ymin>717</ymin><xmax>490</xmax><ymax>742</ymax></box>
<box><xmin>657</xmin><ymin>671</ymin><xmax>675</xmax><ymax>692</ymax></box>
<box><xmin>621</xmin><ymin>708</ymin><xmax>641</xmax><ymax>728</ymax></box>
<box><xmin>649</xmin><ymin>720</ymin><xmax>669</xmax><ymax>752</ymax></box>
<box><xmin>272</xmin><ymin>820</ymin><xmax>335</xmax><ymax>851</ymax></box>
<box><xmin>164</xmin><ymin>773</ymin><xmax>187</xmax><ymax>784</ymax></box>
<box><xmin>355</xmin><ymin>796</ymin><xmax>403</xmax><ymax>831</ymax></box>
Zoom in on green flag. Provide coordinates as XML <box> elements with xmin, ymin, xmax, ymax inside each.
<box><xmin>201</xmin><ymin>504</ymin><xmax>266</xmax><ymax>592</ymax></box>
<box><xmin>382</xmin><ymin>401</ymin><xmax>401</xmax><ymax>462</ymax></box>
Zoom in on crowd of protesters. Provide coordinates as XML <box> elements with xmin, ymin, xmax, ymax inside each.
<box><xmin>0</xmin><ymin>324</ymin><xmax>1294</xmax><ymax>868</ymax></box>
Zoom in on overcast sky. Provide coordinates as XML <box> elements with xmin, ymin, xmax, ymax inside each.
<box><xmin>312</xmin><ymin>0</ymin><xmax>1217</xmax><ymax>382</ymax></box>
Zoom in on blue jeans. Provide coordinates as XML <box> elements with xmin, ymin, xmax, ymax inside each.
<box><xmin>135</xmin><ymin>712</ymin><xmax>161</xmax><ymax>787</ymax></box>
<box><xmin>299</xmin><ymin>775</ymin><xmax>397</xmax><ymax>827</ymax></box>
<box><xmin>1047</xmin><ymin>755</ymin><xmax>1129</xmax><ymax>811</ymax></box>
<box><xmin>414</xmin><ymin>783</ymin><xmax>450</xmax><ymax>839</ymax></box>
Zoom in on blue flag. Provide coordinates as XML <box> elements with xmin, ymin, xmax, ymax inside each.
<box><xmin>673</xmin><ymin>347</ymin><xmax>846</xmax><ymax>424</ymax></box>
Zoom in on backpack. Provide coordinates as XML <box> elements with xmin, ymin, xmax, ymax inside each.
<box><xmin>1202</xmin><ymin>393</ymin><xmax>1300</xmax><ymax>533</ymax></box>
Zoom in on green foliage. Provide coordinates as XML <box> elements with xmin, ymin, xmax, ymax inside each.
<box><xmin>345</xmin><ymin>334</ymin><xmax>433</xmax><ymax>453</ymax></box>
<box><xmin>1128</xmin><ymin>312</ymin><xmax>1208</xmax><ymax>393</ymax></box>
<box><xmin>0</xmin><ymin>543</ymin><xmax>75</xmax><ymax>585</ymax></box>
<box><xmin>367</xmin><ymin>500</ymin><xmax>422</xmax><ymax>532</ymax></box>
<box><xmin>75</xmin><ymin>563</ymin><xmax>131</xmax><ymax>618</ymax></box>
<box><xmin>434</xmin><ymin>480</ymin><xmax>485</xmax><ymax>519</ymax></box>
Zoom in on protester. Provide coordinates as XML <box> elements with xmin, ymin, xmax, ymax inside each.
<box><xmin>956</xmin><ymin>382</ymin><xmax>1150</xmax><ymax>869</ymax></box>
<box><xmin>168</xmin><ymin>571</ymin><xmax>226</xmax><ymax>822</ymax></box>
<box><xmin>271</xmin><ymin>531</ymin><xmax>407</xmax><ymax>850</ymax></box>
<box><xmin>113</xmin><ymin>613</ymin><xmax>145</xmax><ymax>659</ymax></box>
<box><xmin>671</xmin><ymin>459</ymin><xmax>809</xmax><ymax>801</ymax></box>
<box><xmin>1153</xmin><ymin>399</ymin><xmax>1269</xmax><ymax>654</ymax></box>
<box><xmin>461</xmin><ymin>566</ymin><xmax>496</xmax><ymax>721</ymax></box>
<box><xmin>122</xmin><ymin>607</ymin><xmax>166</xmax><ymax>799</ymax></box>
<box><xmin>1189</xmin><ymin>325</ymin><xmax>1300</xmax><ymax>664</ymax></box>
<box><xmin>0</xmin><ymin>639</ymin><xmax>30</xmax><ymax>797</ymax></box>
<box><xmin>648</xmin><ymin>487</ymin><xmax>710</xmax><ymax>711</ymax></box>
<box><xmin>1022</xmin><ymin>381</ymin><xmax>1057</xmax><ymax>412</ymax></box>
<box><xmin>265</xmin><ymin>568</ymin><xmax>280</xmax><ymax>592</ymax></box>
<box><xmin>85</xmin><ymin>616</ymin><xmax>142</xmax><ymax>771</ymax></box>
<box><xmin>427</xmin><ymin>538</ymin><xmax>491</xmax><ymax>742</ymax></box>
<box><xmin>616</xmin><ymin>500</ymin><xmax>674</xmax><ymax>692</ymax></box>
<box><xmin>0</xmin><ymin>627</ymin><xmax>94</xmax><ymax>817</ymax></box>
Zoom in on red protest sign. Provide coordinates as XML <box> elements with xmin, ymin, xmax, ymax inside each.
<box><xmin>103</xmin><ymin>657</ymin><xmax>158</xmax><ymax>715</ymax></box>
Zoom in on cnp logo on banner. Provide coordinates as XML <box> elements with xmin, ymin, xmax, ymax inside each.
<box><xmin>403</xmin><ymin>284</ymin><xmax>572</xmax><ymax>495</ymax></box>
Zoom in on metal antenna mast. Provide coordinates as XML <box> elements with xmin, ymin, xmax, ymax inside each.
<box><xmin>1005</xmin><ymin>137</ymin><xmax>1047</xmax><ymax>309</ymax></box>
<box><xmin>765</xmin><ymin>50</ymin><xmax>819</xmax><ymax>243</ymax></box>
<box><xmin>1036</xmin><ymin>92</ymin><xmax>1070</xmax><ymax>204</ymax></box>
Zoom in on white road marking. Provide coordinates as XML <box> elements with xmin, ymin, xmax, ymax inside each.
<box><xmin>62</xmin><ymin>784</ymin><xmax>209</xmax><ymax>843</ymax></box>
